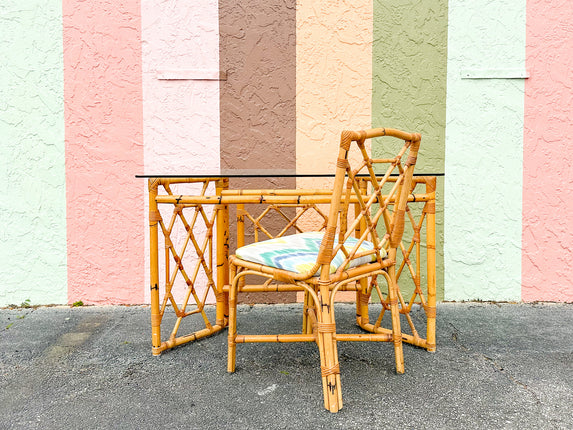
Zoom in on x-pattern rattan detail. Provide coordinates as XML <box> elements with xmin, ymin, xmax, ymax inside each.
<box><xmin>226</xmin><ymin>128</ymin><xmax>425</xmax><ymax>413</ymax></box>
<box><xmin>358</xmin><ymin>177</ymin><xmax>436</xmax><ymax>352</ymax></box>
<box><xmin>237</xmin><ymin>202</ymin><xmax>329</xmax><ymax>243</ymax></box>
<box><xmin>230</xmin><ymin>182</ymin><xmax>436</xmax><ymax>350</ymax></box>
<box><xmin>149</xmin><ymin>178</ymin><xmax>226</xmax><ymax>355</ymax></box>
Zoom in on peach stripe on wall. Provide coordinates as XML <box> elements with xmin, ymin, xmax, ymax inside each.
<box><xmin>63</xmin><ymin>0</ymin><xmax>144</xmax><ymax>304</ymax></box>
<box><xmin>296</xmin><ymin>0</ymin><xmax>372</xmax><ymax>182</ymax></box>
<box><xmin>522</xmin><ymin>0</ymin><xmax>573</xmax><ymax>301</ymax></box>
<box><xmin>295</xmin><ymin>1</ymin><xmax>372</xmax><ymax>303</ymax></box>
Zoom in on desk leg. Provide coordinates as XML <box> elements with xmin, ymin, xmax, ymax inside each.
<box><xmin>216</xmin><ymin>179</ymin><xmax>230</xmax><ymax>327</ymax></box>
<box><xmin>425</xmin><ymin>177</ymin><xmax>437</xmax><ymax>352</ymax></box>
<box><xmin>149</xmin><ymin>179</ymin><xmax>162</xmax><ymax>355</ymax></box>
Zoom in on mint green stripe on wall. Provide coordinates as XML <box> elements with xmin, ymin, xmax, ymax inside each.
<box><xmin>0</xmin><ymin>2</ymin><xmax>67</xmax><ymax>306</ymax></box>
<box><xmin>444</xmin><ymin>0</ymin><xmax>525</xmax><ymax>301</ymax></box>
<box><xmin>373</xmin><ymin>0</ymin><xmax>448</xmax><ymax>300</ymax></box>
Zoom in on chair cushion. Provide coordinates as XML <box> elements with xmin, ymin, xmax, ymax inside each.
<box><xmin>235</xmin><ymin>231</ymin><xmax>383</xmax><ymax>276</ymax></box>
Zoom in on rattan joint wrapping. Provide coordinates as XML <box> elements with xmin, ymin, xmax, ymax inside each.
<box><xmin>321</xmin><ymin>363</ymin><xmax>341</xmax><ymax>377</ymax></box>
<box><xmin>317</xmin><ymin>322</ymin><xmax>336</xmax><ymax>333</ymax></box>
<box><xmin>406</xmin><ymin>155</ymin><xmax>417</xmax><ymax>166</ymax></box>
<box><xmin>337</xmin><ymin>158</ymin><xmax>349</xmax><ymax>169</ymax></box>
<box><xmin>151</xmin><ymin>314</ymin><xmax>162</xmax><ymax>327</ymax></box>
<box><xmin>424</xmin><ymin>202</ymin><xmax>436</xmax><ymax>214</ymax></box>
<box><xmin>149</xmin><ymin>210</ymin><xmax>162</xmax><ymax>223</ymax></box>
<box><xmin>424</xmin><ymin>306</ymin><xmax>437</xmax><ymax>318</ymax></box>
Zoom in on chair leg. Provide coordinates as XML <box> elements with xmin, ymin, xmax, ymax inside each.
<box><xmin>227</xmin><ymin>266</ymin><xmax>239</xmax><ymax>373</ymax></box>
<box><xmin>356</xmin><ymin>277</ymin><xmax>369</xmax><ymax>327</ymax></box>
<box><xmin>386</xmin><ymin>266</ymin><xmax>404</xmax><ymax>374</ymax></box>
<box><xmin>302</xmin><ymin>291</ymin><xmax>314</xmax><ymax>334</ymax></box>
<box><xmin>316</xmin><ymin>288</ymin><xmax>342</xmax><ymax>413</ymax></box>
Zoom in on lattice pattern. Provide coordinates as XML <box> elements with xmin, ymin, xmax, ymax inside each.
<box><xmin>363</xmin><ymin>177</ymin><xmax>437</xmax><ymax>350</ymax></box>
<box><xmin>149</xmin><ymin>178</ymin><xmax>225</xmax><ymax>354</ymax></box>
<box><xmin>237</xmin><ymin>202</ymin><xmax>328</xmax><ymax>242</ymax></box>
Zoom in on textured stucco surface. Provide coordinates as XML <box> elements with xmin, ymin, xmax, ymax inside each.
<box><xmin>63</xmin><ymin>0</ymin><xmax>144</xmax><ymax>304</ymax></box>
<box><xmin>444</xmin><ymin>0</ymin><xmax>525</xmax><ymax>301</ymax></box>
<box><xmin>142</xmin><ymin>0</ymin><xmax>221</xmax><ymax>304</ymax></box>
<box><xmin>219</xmin><ymin>0</ymin><xmax>297</xmax><ymax>303</ymax></box>
<box><xmin>0</xmin><ymin>1</ymin><xmax>67</xmax><ymax>306</ymax></box>
<box><xmin>219</xmin><ymin>0</ymin><xmax>296</xmax><ymax>173</ymax></box>
<box><xmin>142</xmin><ymin>0</ymin><xmax>220</xmax><ymax>175</ymax></box>
<box><xmin>3</xmin><ymin>2</ymin><xmax>573</xmax><ymax>306</ymax></box>
<box><xmin>373</xmin><ymin>0</ymin><xmax>448</xmax><ymax>300</ymax></box>
<box><xmin>296</xmin><ymin>0</ymin><xmax>372</xmax><ymax>184</ymax></box>
<box><xmin>522</xmin><ymin>0</ymin><xmax>573</xmax><ymax>301</ymax></box>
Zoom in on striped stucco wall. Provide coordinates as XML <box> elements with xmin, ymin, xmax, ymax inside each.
<box><xmin>1</xmin><ymin>1</ymin><xmax>572</xmax><ymax>306</ymax></box>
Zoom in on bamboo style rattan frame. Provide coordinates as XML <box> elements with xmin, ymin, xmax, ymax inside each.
<box><xmin>227</xmin><ymin>128</ymin><xmax>422</xmax><ymax>412</ymax></box>
<box><xmin>146</xmin><ymin>166</ymin><xmax>436</xmax><ymax>412</ymax></box>
<box><xmin>147</xmin><ymin>177</ymin><xmax>435</xmax><ymax>356</ymax></box>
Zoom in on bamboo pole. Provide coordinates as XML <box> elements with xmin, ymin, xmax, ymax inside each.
<box><xmin>221</xmin><ymin>283</ymin><xmax>361</xmax><ymax>293</ymax></box>
<box><xmin>216</xmin><ymin>178</ymin><xmax>229</xmax><ymax>327</ymax></box>
<box><xmin>386</xmin><ymin>250</ymin><xmax>405</xmax><ymax>374</ymax></box>
<box><xmin>356</xmin><ymin>179</ymin><xmax>369</xmax><ymax>327</ymax></box>
<box><xmin>237</xmin><ymin>204</ymin><xmax>245</xmax><ymax>249</ymax></box>
<box><xmin>235</xmin><ymin>334</ymin><xmax>315</xmax><ymax>343</ymax></box>
<box><xmin>149</xmin><ymin>179</ymin><xmax>162</xmax><ymax>356</ymax></box>
<box><xmin>223</xmin><ymin>189</ymin><xmax>333</xmax><ymax>196</ymax></box>
<box><xmin>425</xmin><ymin>177</ymin><xmax>437</xmax><ymax>352</ymax></box>
<box><xmin>155</xmin><ymin>192</ymin><xmax>434</xmax><ymax>206</ymax></box>
<box><xmin>161</xmin><ymin>325</ymin><xmax>224</xmax><ymax>350</ymax></box>
<box><xmin>227</xmin><ymin>269</ymin><xmax>239</xmax><ymax>373</ymax></box>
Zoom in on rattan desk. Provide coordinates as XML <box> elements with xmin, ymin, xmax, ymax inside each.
<box><xmin>137</xmin><ymin>171</ymin><xmax>438</xmax><ymax>356</ymax></box>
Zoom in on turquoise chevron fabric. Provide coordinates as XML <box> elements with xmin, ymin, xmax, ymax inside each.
<box><xmin>235</xmin><ymin>232</ymin><xmax>382</xmax><ymax>276</ymax></box>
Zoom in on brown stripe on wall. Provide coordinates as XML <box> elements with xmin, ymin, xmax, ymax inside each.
<box><xmin>219</xmin><ymin>0</ymin><xmax>296</xmax><ymax>303</ymax></box>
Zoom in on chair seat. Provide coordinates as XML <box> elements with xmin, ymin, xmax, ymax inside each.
<box><xmin>235</xmin><ymin>232</ymin><xmax>383</xmax><ymax>276</ymax></box>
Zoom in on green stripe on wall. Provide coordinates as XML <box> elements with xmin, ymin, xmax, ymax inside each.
<box><xmin>373</xmin><ymin>0</ymin><xmax>448</xmax><ymax>300</ymax></box>
<box><xmin>0</xmin><ymin>2</ymin><xmax>67</xmax><ymax>306</ymax></box>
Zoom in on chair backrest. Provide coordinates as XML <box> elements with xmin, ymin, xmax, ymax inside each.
<box><xmin>317</xmin><ymin>128</ymin><xmax>421</xmax><ymax>282</ymax></box>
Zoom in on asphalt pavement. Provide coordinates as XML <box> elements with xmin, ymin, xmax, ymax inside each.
<box><xmin>1</xmin><ymin>302</ymin><xmax>572</xmax><ymax>429</ymax></box>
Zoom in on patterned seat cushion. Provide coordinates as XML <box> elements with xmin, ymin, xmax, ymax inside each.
<box><xmin>235</xmin><ymin>231</ymin><xmax>384</xmax><ymax>276</ymax></box>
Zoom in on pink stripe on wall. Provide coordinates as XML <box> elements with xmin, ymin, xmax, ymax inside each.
<box><xmin>522</xmin><ymin>1</ymin><xmax>573</xmax><ymax>301</ymax></box>
<box><xmin>141</xmin><ymin>0</ymin><xmax>221</xmax><ymax>304</ymax></box>
<box><xmin>64</xmin><ymin>1</ymin><xmax>144</xmax><ymax>304</ymax></box>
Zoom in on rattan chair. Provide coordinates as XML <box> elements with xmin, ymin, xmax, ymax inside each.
<box><xmin>227</xmin><ymin>128</ymin><xmax>421</xmax><ymax>412</ymax></box>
